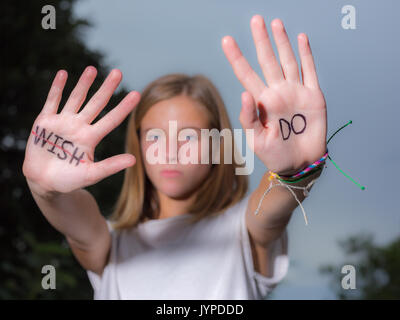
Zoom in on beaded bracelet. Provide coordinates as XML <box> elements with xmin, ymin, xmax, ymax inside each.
<box><xmin>276</xmin><ymin>149</ymin><xmax>328</xmax><ymax>183</ymax></box>
<box><xmin>269</xmin><ymin>165</ymin><xmax>324</xmax><ymax>184</ymax></box>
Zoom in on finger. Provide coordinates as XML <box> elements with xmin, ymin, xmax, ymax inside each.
<box><xmin>250</xmin><ymin>15</ymin><xmax>284</xmax><ymax>87</ymax></box>
<box><xmin>298</xmin><ymin>33</ymin><xmax>320</xmax><ymax>89</ymax></box>
<box><xmin>92</xmin><ymin>91</ymin><xmax>140</xmax><ymax>145</ymax></box>
<box><xmin>61</xmin><ymin>66</ymin><xmax>97</xmax><ymax>114</ymax></box>
<box><xmin>78</xmin><ymin>69</ymin><xmax>123</xmax><ymax>124</ymax></box>
<box><xmin>270</xmin><ymin>19</ymin><xmax>300</xmax><ymax>83</ymax></box>
<box><xmin>41</xmin><ymin>70</ymin><xmax>68</xmax><ymax>115</ymax></box>
<box><xmin>239</xmin><ymin>91</ymin><xmax>265</xmax><ymax>138</ymax></box>
<box><xmin>86</xmin><ymin>153</ymin><xmax>136</xmax><ymax>185</ymax></box>
<box><xmin>222</xmin><ymin>36</ymin><xmax>265</xmax><ymax>100</ymax></box>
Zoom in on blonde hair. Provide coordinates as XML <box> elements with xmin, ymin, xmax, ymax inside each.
<box><xmin>108</xmin><ymin>73</ymin><xmax>248</xmax><ymax>231</ymax></box>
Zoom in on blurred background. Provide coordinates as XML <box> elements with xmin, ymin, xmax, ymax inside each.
<box><xmin>1</xmin><ymin>0</ymin><xmax>399</xmax><ymax>299</ymax></box>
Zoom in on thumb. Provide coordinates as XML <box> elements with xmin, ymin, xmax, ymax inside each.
<box><xmin>86</xmin><ymin>153</ymin><xmax>136</xmax><ymax>185</ymax></box>
<box><xmin>239</xmin><ymin>91</ymin><xmax>264</xmax><ymax>136</ymax></box>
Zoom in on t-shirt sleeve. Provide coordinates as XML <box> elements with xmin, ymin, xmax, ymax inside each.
<box><xmin>87</xmin><ymin>267</ymin><xmax>101</xmax><ymax>293</ymax></box>
<box><xmin>86</xmin><ymin>219</ymin><xmax>114</xmax><ymax>294</ymax></box>
<box><xmin>238</xmin><ymin>194</ymin><xmax>289</xmax><ymax>299</ymax></box>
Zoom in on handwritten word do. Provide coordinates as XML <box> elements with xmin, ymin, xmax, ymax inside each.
<box><xmin>279</xmin><ymin>114</ymin><xmax>307</xmax><ymax>141</ymax></box>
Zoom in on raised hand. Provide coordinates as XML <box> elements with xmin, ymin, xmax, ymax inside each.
<box><xmin>22</xmin><ymin>67</ymin><xmax>140</xmax><ymax>196</ymax></box>
<box><xmin>222</xmin><ymin>15</ymin><xmax>327</xmax><ymax>175</ymax></box>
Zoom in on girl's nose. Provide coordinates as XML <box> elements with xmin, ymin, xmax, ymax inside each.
<box><xmin>164</xmin><ymin>135</ymin><xmax>178</xmax><ymax>164</ymax></box>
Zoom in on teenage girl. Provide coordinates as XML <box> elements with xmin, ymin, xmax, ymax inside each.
<box><xmin>22</xmin><ymin>15</ymin><xmax>327</xmax><ymax>299</ymax></box>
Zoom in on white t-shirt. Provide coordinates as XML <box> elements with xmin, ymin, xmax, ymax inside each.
<box><xmin>86</xmin><ymin>193</ymin><xmax>289</xmax><ymax>299</ymax></box>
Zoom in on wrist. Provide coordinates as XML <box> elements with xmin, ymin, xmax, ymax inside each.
<box><xmin>276</xmin><ymin>167</ymin><xmax>301</xmax><ymax>176</ymax></box>
<box><xmin>26</xmin><ymin>179</ymin><xmax>61</xmax><ymax>201</ymax></box>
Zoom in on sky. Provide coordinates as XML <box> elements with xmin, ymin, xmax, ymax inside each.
<box><xmin>72</xmin><ymin>0</ymin><xmax>399</xmax><ymax>299</ymax></box>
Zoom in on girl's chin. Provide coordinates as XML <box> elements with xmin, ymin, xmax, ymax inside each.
<box><xmin>159</xmin><ymin>186</ymin><xmax>195</xmax><ymax>199</ymax></box>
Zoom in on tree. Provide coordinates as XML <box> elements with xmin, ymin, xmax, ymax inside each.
<box><xmin>0</xmin><ymin>0</ymin><xmax>131</xmax><ymax>299</ymax></box>
<box><xmin>320</xmin><ymin>233</ymin><xmax>400</xmax><ymax>300</ymax></box>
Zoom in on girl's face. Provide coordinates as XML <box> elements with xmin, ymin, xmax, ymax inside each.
<box><xmin>140</xmin><ymin>95</ymin><xmax>213</xmax><ymax>199</ymax></box>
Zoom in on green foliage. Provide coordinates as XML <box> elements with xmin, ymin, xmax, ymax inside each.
<box><xmin>1</xmin><ymin>0</ymin><xmax>131</xmax><ymax>299</ymax></box>
<box><xmin>320</xmin><ymin>233</ymin><xmax>400</xmax><ymax>300</ymax></box>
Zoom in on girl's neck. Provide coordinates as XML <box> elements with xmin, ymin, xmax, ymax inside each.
<box><xmin>156</xmin><ymin>191</ymin><xmax>195</xmax><ymax>220</ymax></box>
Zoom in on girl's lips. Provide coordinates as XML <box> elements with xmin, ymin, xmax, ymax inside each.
<box><xmin>161</xmin><ymin>170</ymin><xmax>182</xmax><ymax>177</ymax></box>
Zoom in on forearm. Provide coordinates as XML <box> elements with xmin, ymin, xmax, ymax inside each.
<box><xmin>246</xmin><ymin>167</ymin><xmax>323</xmax><ymax>246</ymax></box>
<box><xmin>26</xmin><ymin>179</ymin><xmax>109</xmax><ymax>249</ymax></box>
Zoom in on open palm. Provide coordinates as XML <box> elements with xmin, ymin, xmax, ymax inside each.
<box><xmin>23</xmin><ymin>67</ymin><xmax>140</xmax><ymax>195</ymax></box>
<box><xmin>222</xmin><ymin>15</ymin><xmax>327</xmax><ymax>175</ymax></box>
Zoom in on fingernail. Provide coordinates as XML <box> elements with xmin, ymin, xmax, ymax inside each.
<box><xmin>58</xmin><ymin>70</ymin><xmax>66</xmax><ymax>79</ymax></box>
